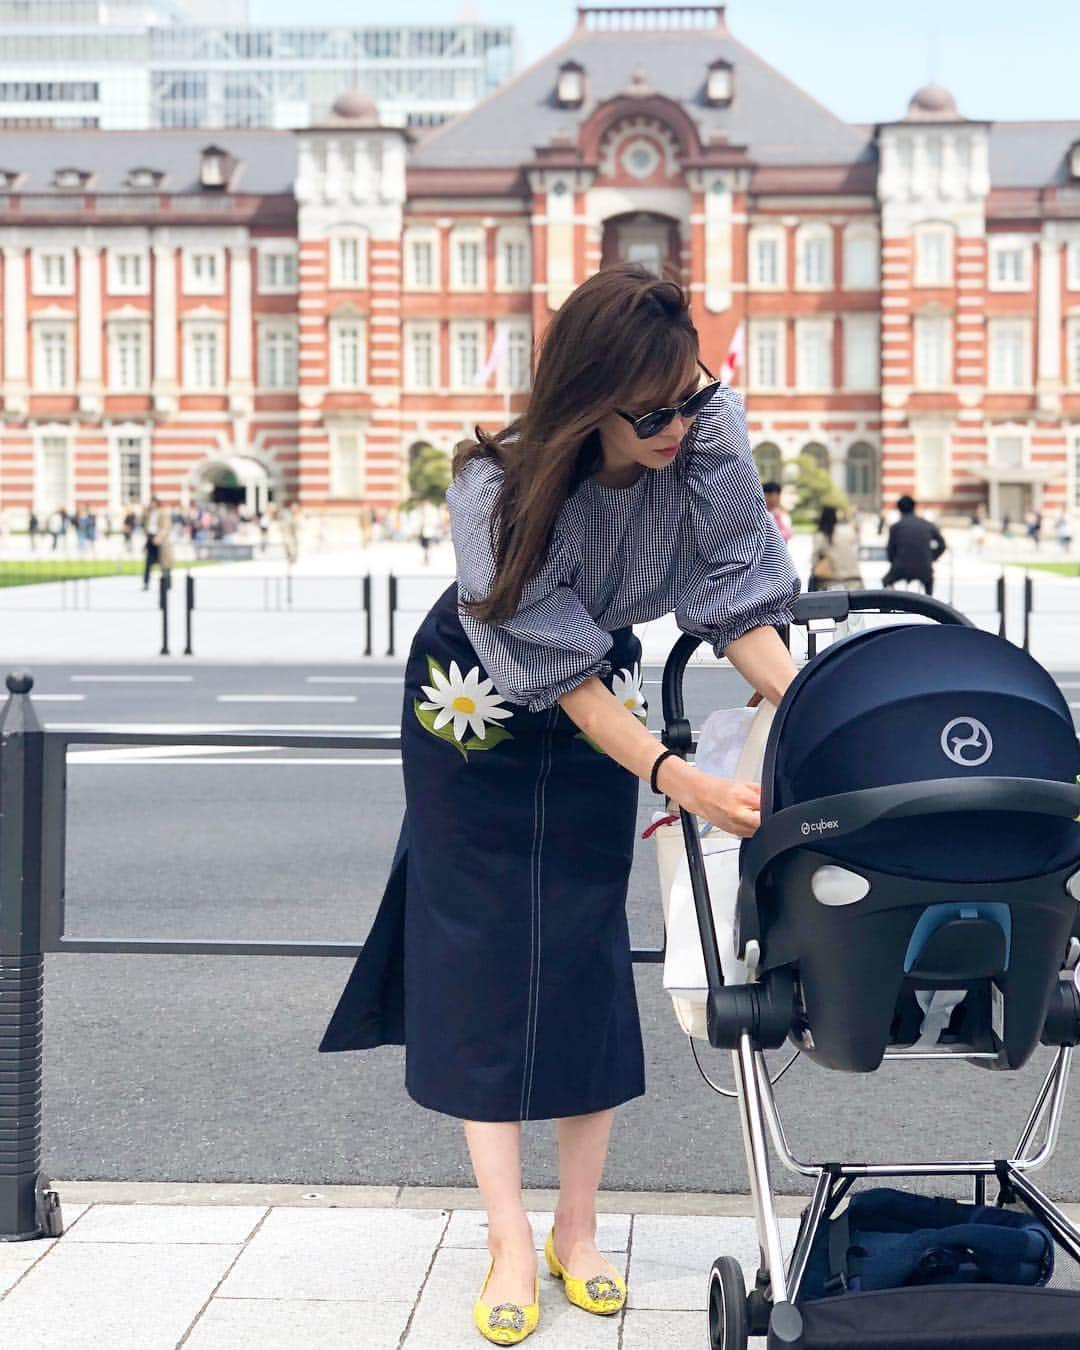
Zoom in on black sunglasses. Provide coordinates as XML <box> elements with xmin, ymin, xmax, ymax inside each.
<box><xmin>616</xmin><ymin>362</ymin><xmax>721</xmax><ymax>441</ymax></box>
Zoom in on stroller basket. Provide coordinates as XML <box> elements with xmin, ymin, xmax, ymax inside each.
<box><xmin>660</xmin><ymin>590</ymin><xmax>1080</xmax><ymax>1349</ymax></box>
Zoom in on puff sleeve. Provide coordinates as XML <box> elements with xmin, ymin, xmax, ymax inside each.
<box><xmin>446</xmin><ymin>457</ymin><xmax>614</xmax><ymax>712</ymax></box>
<box><xmin>675</xmin><ymin>386</ymin><xmax>799</xmax><ymax>655</ymax></box>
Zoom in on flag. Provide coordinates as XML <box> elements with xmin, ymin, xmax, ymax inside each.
<box><xmin>722</xmin><ymin>321</ymin><xmax>745</xmax><ymax>385</ymax></box>
<box><xmin>473</xmin><ymin>326</ymin><xmax>508</xmax><ymax>387</ymax></box>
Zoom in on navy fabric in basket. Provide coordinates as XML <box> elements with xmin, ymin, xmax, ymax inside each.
<box><xmin>796</xmin><ymin>1285</ymin><xmax>1080</xmax><ymax>1348</ymax></box>
<box><xmin>801</xmin><ymin>1188</ymin><xmax>1054</xmax><ymax>1301</ymax></box>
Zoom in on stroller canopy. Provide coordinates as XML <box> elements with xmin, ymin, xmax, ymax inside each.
<box><xmin>762</xmin><ymin>625</ymin><xmax>1080</xmax><ymax>882</ymax></box>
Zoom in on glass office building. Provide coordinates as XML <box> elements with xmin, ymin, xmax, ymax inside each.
<box><xmin>0</xmin><ymin>0</ymin><xmax>515</xmax><ymax>129</ymax></box>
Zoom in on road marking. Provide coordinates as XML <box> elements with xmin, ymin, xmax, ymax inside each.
<box><xmin>45</xmin><ymin>721</ymin><xmax>399</xmax><ymax>733</ymax></box>
<box><xmin>70</xmin><ymin>756</ymin><xmax>403</xmax><ymax>767</ymax></box>
<box><xmin>69</xmin><ymin>745</ymin><xmax>272</xmax><ymax>764</ymax></box>
<box><xmin>70</xmin><ymin>675</ymin><xmax>195</xmax><ymax>683</ymax></box>
<box><xmin>306</xmin><ymin>676</ymin><xmax>403</xmax><ymax>684</ymax></box>
<box><xmin>27</xmin><ymin>694</ymin><xmax>86</xmax><ymax>701</ymax></box>
<box><xmin>217</xmin><ymin>694</ymin><xmax>358</xmax><ymax>704</ymax></box>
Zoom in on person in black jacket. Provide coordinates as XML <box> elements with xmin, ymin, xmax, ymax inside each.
<box><xmin>882</xmin><ymin>495</ymin><xmax>946</xmax><ymax>595</ymax></box>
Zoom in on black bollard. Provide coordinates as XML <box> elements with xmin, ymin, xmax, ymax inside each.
<box><xmin>363</xmin><ymin>574</ymin><xmax>373</xmax><ymax>657</ymax></box>
<box><xmin>184</xmin><ymin>572</ymin><xmax>194</xmax><ymax>657</ymax></box>
<box><xmin>0</xmin><ymin>673</ymin><xmax>63</xmax><ymax>1240</ymax></box>
<box><xmin>387</xmin><ymin>573</ymin><xmax>398</xmax><ymax>657</ymax></box>
<box><xmin>159</xmin><ymin>568</ymin><xmax>171</xmax><ymax>656</ymax></box>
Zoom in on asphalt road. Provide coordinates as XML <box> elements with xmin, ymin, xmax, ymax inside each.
<box><xmin>21</xmin><ymin>661</ymin><xmax>1080</xmax><ymax>1198</ymax></box>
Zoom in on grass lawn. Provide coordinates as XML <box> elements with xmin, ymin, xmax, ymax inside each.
<box><xmin>1020</xmin><ymin>562</ymin><xmax>1080</xmax><ymax>578</ymax></box>
<box><xmin>0</xmin><ymin>559</ymin><xmax>205</xmax><ymax>588</ymax></box>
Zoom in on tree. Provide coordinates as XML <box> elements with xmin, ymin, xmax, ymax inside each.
<box><xmin>406</xmin><ymin>443</ymin><xmax>452</xmax><ymax>507</ymax></box>
<box><xmin>792</xmin><ymin>452</ymin><xmax>851</xmax><ymax>523</ymax></box>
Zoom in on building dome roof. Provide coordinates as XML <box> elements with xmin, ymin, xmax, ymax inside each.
<box><xmin>905</xmin><ymin>83</ymin><xmax>961</xmax><ymax>121</ymax></box>
<box><xmin>330</xmin><ymin>90</ymin><xmax>380</xmax><ymax>125</ymax></box>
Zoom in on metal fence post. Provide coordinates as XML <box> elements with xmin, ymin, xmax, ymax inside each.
<box><xmin>1023</xmin><ymin>572</ymin><xmax>1033</xmax><ymax>653</ymax></box>
<box><xmin>159</xmin><ymin>569</ymin><xmax>171</xmax><ymax>656</ymax></box>
<box><xmin>363</xmin><ymin>574</ymin><xmax>373</xmax><ymax>657</ymax></box>
<box><xmin>387</xmin><ymin>573</ymin><xmax>397</xmax><ymax>657</ymax></box>
<box><xmin>996</xmin><ymin>572</ymin><xmax>1006</xmax><ymax>639</ymax></box>
<box><xmin>184</xmin><ymin>572</ymin><xmax>194</xmax><ymax>657</ymax></box>
<box><xmin>0</xmin><ymin>673</ymin><xmax>62</xmax><ymax>1241</ymax></box>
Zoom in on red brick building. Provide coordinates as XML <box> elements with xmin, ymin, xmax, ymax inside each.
<box><xmin>2</xmin><ymin>4</ymin><xmax>1080</xmax><ymax>527</ymax></box>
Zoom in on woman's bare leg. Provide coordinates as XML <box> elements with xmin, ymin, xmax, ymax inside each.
<box><xmin>552</xmin><ymin>1108</ymin><xmax>623</xmax><ymax>1281</ymax></box>
<box><xmin>464</xmin><ymin>1120</ymin><xmax>538</xmax><ymax>1307</ymax></box>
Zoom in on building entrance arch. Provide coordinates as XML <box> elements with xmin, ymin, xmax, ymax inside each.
<box><xmin>192</xmin><ymin>456</ymin><xmax>275</xmax><ymax>513</ymax></box>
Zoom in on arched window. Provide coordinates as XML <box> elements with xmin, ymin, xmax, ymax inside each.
<box><xmin>845</xmin><ymin>441</ymin><xmax>879</xmax><ymax>508</ymax></box>
<box><xmin>752</xmin><ymin>442</ymin><xmax>783</xmax><ymax>484</ymax></box>
<box><xmin>801</xmin><ymin>441</ymin><xmax>830</xmax><ymax>471</ymax></box>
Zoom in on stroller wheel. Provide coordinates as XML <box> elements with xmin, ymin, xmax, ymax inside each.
<box><xmin>707</xmin><ymin>1256</ymin><xmax>748</xmax><ymax>1349</ymax></box>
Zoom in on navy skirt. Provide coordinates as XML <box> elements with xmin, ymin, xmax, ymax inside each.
<box><xmin>318</xmin><ymin>583</ymin><xmax>646</xmax><ymax>1122</ymax></box>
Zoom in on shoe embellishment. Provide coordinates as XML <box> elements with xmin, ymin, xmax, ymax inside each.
<box><xmin>585</xmin><ymin>1275</ymin><xmax>623</xmax><ymax>1302</ymax></box>
<box><xmin>488</xmin><ymin>1303</ymin><xmax>526</xmax><ymax>1331</ymax></box>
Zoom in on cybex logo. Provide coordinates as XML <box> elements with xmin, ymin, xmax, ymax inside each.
<box><xmin>801</xmin><ymin>818</ymin><xmax>840</xmax><ymax>837</ymax></box>
<box><xmin>941</xmin><ymin>717</ymin><xmax>993</xmax><ymax>768</ymax></box>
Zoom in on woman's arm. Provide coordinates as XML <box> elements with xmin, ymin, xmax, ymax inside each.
<box><xmin>559</xmin><ymin>676</ymin><xmax>763</xmax><ymax>837</ymax></box>
<box><xmin>723</xmin><ymin>624</ymin><xmax>797</xmax><ymax>708</ymax></box>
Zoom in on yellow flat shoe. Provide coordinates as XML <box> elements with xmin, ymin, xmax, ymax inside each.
<box><xmin>544</xmin><ymin>1229</ymin><xmax>626</xmax><ymax>1315</ymax></box>
<box><xmin>473</xmin><ymin>1258</ymin><xmax>540</xmax><ymax>1345</ymax></box>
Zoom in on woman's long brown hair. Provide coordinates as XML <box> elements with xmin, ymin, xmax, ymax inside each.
<box><xmin>453</xmin><ymin>263</ymin><xmax>701</xmax><ymax>624</ymax></box>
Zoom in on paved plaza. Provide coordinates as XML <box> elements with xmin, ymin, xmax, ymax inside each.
<box><xmin>0</xmin><ymin>527</ymin><xmax>1077</xmax><ymax>669</ymax></box>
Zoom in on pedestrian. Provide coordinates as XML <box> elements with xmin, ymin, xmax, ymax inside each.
<box><xmin>417</xmin><ymin>500</ymin><xmax>441</xmax><ymax>566</ymax></box>
<box><xmin>358</xmin><ymin>504</ymin><xmax>374</xmax><ymax>549</ymax></box>
<box><xmin>1055</xmin><ymin>511</ymin><xmax>1072</xmax><ymax>556</ymax></box>
<box><xmin>318</xmin><ymin>265</ymin><xmax>799</xmax><ymax>1345</ymax></box>
<box><xmin>809</xmin><ymin>505</ymin><xmax>863</xmax><ymax>592</ymax></box>
<box><xmin>882</xmin><ymin>494</ymin><xmax>946</xmax><ymax>595</ymax></box>
<box><xmin>970</xmin><ymin>501</ymin><xmax>987</xmax><ymax>554</ymax></box>
<box><xmin>1025</xmin><ymin>510</ymin><xmax>1042</xmax><ymax>551</ymax></box>
<box><xmin>761</xmin><ymin>480</ymin><xmax>792</xmax><ymax>543</ymax></box>
<box><xmin>278</xmin><ymin>501</ymin><xmax>300</xmax><ymax>566</ymax></box>
<box><xmin>47</xmin><ymin>509</ymin><xmax>64</xmax><ymax>551</ymax></box>
<box><xmin>28</xmin><ymin>509</ymin><xmax>39</xmax><ymax>552</ymax></box>
<box><xmin>142</xmin><ymin>496</ymin><xmax>167</xmax><ymax>589</ymax></box>
<box><xmin>258</xmin><ymin>507</ymin><xmax>271</xmax><ymax>554</ymax></box>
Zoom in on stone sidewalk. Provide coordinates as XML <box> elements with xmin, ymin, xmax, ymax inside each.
<box><xmin>0</xmin><ymin>1183</ymin><xmax>811</xmax><ymax>1349</ymax></box>
<box><xmin>5</xmin><ymin>1182</ymin><xmax>1080</xmax><ymax>1349</ymax></box>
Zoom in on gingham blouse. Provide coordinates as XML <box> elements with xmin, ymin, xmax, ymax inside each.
<box><xmin>447</xmin><ymin>385</ymin><xmax>799</xmax><ymax>712</ymax></box>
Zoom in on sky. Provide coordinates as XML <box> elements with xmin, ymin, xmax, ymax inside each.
<box><xmin>248</xmin><ymin>0</ymin><xmax>1080</xmax><ymax>125</ymax></box>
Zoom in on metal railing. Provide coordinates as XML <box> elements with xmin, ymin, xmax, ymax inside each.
<box><xmin>1022</xmin><ymin>571</ymin><xmax>1080</xmax><ymax>654</ymax></box>
<box><xmin>0</xmin><ymin>672</ymin><xmax>663</xmax><ymax>1243</ymax></box>
<box><xmin>179</xmin><ymin>572</ymin><xmax>373</xmax><ymax>657</ymax></box>
<box><xmin>386</xmin><ymin>572</ymin><xmax>452</xmax><ymax>656</ymax></box>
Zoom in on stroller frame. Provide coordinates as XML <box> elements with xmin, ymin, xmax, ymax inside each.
<box><xmin>661</xmin><ymin>590</ymin><xmax>1080</xmax><ymax>1348</ymax></box>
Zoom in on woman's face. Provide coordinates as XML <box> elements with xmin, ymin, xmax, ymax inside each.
<box><xmin>595</xmin><ymin>359</ymin><xmax>704</xmax><ymax>484</ymax></box>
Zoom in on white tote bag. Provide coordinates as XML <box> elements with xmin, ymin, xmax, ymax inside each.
<box><xmin>656</xmin><ymin>701</ymin><xmax>775</xmax><ymax>1039</ymax></box>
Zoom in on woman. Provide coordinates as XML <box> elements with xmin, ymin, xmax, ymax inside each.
<box><xmin>810</xmin><ymin>504</ymin><xmax>863</xmax><ymax>592</ymax></box>
<box><xmin>319</xmin><ymin>265</ymin><xmax>798</xmax><ymax>1345</ymax></box>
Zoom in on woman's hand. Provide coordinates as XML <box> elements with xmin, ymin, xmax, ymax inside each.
<box><xmin>659</xmin><ymin>763</ymin><xmax>761</xmax><ymax>837</ymax></box>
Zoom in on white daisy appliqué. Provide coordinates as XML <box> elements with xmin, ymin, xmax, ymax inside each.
<box><xmin>415</xmin><ymin>656</ymin><xmax>514</xmax><ymax>760</ymax></box>
<box><xmin>612</xmin><ymin>664</ymin><xmax>648</xmax><ymax>723</ymax></box>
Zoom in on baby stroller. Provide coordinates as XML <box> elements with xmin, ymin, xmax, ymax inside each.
<box><xmin>660</xmin><ymin>589</ymin><xmax>1080</xmax><ymax>1349</ymax></box>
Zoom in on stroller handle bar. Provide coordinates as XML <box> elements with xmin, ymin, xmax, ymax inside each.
<box><xmin>736</xmin><ymin>775</ymin><xmax>1080</xmax><ymax>954</ymax></box>
<box><xmin>662</xmin><ymin>589</ymin><xmax>973</xmax><ymax>729</ymax></box>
